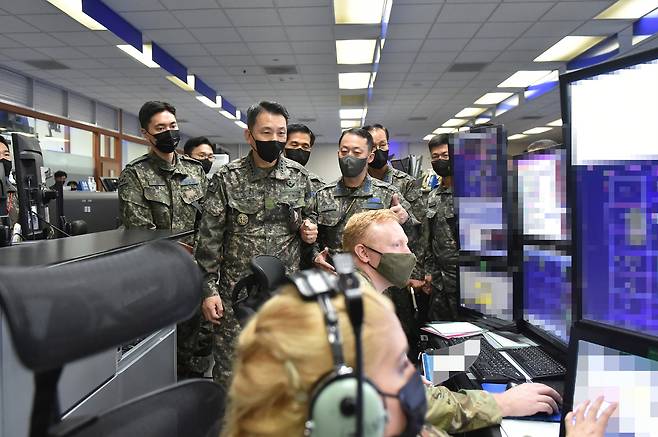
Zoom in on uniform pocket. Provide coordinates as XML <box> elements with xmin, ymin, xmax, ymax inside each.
<box><xmin>143</xmin><ymin>185</ymin><xmax>171</xmax><ymax>206</ymax></box>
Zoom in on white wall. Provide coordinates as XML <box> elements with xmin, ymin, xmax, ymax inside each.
<box><xmin>306</xmin><ymin>143</ymin><xmax>341</xmax><ymax>182</ymax></box>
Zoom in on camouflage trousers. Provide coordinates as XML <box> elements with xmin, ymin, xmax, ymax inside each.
<box><xmin>211</xmin><ymin>306</ymin><xmax>241</xmax><ymax>389</ymax></box>
<box><xmin>384</xmin><ymin>286</ymin><xmax>421</xmax><ymax>362</ymax></box>
<box><xmin>177</xmin><ymin>310</ymin><xmax>214</xmax><ymax>379</ymax></box>
<box><xmin>427</xmin><ymin>269</ymin><xmax>459</xmax><ymax>322</ymax></box>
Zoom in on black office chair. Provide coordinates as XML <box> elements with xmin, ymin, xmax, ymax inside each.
<box><xmin>0</xmin><ymin>240</ymin><xmax>224</xmax><ymax>437</ymax></box>
<box><xmin>231</xmin><ymin>255</ymin><xmax>288</xmax><ymax>326</ymax></box>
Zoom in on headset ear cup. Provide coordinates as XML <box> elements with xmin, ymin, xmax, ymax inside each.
<box><xmin>308</xmin><ymin>374</ymin><xmax>387</xmax><ymax>437</ymax></box>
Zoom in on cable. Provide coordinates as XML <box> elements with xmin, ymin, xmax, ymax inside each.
<box><xmin>29</xmin><ymin>209</ymin><xmax>71</xmax><ymax>237</ymax></box>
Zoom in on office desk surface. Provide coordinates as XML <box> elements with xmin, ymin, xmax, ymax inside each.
<box><xmin>500</xmin><ymin>419</ymin><xmax>560</xmax><ymax>437</ymax></box>
<box><xmin>0</xmin><ymin>229</ymin><xmax>193</xmax><ymax>267</ymax></box>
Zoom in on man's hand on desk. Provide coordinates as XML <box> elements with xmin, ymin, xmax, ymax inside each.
<box><xmin>565</xmin><ymin>397</ymin><xmax>617</xmax><ymax>437</ymax></box>
<box><xmin>492</xmin><ymin>383</ymin><xmax>562</xmax><ymax>417</ymax></box>
<box><xmin>202</xmin><ymin>295</ymin><xmax>224</xmax><ymax>324</ymax></box>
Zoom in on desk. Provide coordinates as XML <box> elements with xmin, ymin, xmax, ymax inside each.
<box><xmin>0</xmin><ymin>229</ymin><xmax>193</xmax><ymax>437</ymax></box>
<box><xmin>500</xmin><ymin>420</ymin><xmax>560</xmax><ymax>437</ymax></box>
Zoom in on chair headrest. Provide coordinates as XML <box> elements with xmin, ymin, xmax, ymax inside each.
<box><xmin>0</xmin><ymin>240</ymin><xmax>201</xmax><ymax>372</ymax></box>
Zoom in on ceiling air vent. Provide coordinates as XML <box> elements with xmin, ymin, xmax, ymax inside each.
<box><xmin>24</xmin><ymin>60</ymin><xmax>70</xmax><ymax>70</ymax></box>
<box><xmin>263</xmin><ymin>65</ymin><xmax>298</xmax><ymax>75</ymax></box>
<box><xmin>520</xmin><ymin>115</ymin><xmax>543</xmax><ymax>120</ymax></box>
<box><xmin>447</xmin><ymin>62</ymin><xmax>488</xmax><ymax>72</ymax></box>
<box><xmin>408</xmin><ymin>116</ymin><xmax>427</xmax><ymax>121</ymax></box>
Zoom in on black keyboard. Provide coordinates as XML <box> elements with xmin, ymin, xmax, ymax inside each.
<box><xmin>505</xmin><ymin>347</ymin><xmax>566</xmax><ymax>379</ymax></box>
<box><xmin>470</xmin><ymin>339</ymin><xmax>525</xmax><ymax>382</ymax></box>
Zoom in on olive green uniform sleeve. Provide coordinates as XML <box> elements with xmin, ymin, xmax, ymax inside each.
<box><xmin>118</xmin><ymin>167</ymin><xmax>156</xmax><ymax>229</ymax></box>
<box><xmin>425</xmin><ymin>386</ymin><xmax>502</xmax><ymax>433</ymax></box>
<box><xmin>194</xmin><ymin>175</ymin><xmax>228</xmax><ymax>299</ymax></box>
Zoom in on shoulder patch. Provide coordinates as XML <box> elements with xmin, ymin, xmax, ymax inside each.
<box><xmin>127</xmin><ymin>153</ymin><xmax>150</xmax><ymax>167</ymax></box>
<box><xmin>226</xmin><ymin>156</ymin><xmax>249</xmax><ymax>170</ymax></box>
<box><xmin>370</xmin><ymin>177</ymin><xmax>392</xmax><ymax>188</ymax></box>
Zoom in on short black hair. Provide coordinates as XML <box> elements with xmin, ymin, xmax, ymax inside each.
<box><xmin>246</xmin><ymin>101</ymin><xmax>289</xmax><ymax>130</ymax></box>
<box><xmin>287</xmin><ymin>123</ymin><xmax>315</xmax><ymax>147</ymax></box>
<box><xmin>54</xmin><ymin>170</ymin><xmax>67</xmax><ymax>178</ymax></box>
<box><xmin>339</xmin><ymin>128</ymin><xmax>373</xmax><ymax>152</ymax></box>
<box><xmin>428</xmin><ymin>134</ymin><xmax>449</xmax><ymax>152</ymax></box>
<box><xmin>363</xmin><ymin>123</ymin><xmax>389</xmax><ymax>141</ymax></box>
<box><xmin>183</xmin><ymin>136</ymin><xmax>214</xmax><ymax>156</ymax></box>
<box><xmin>138</xmin><ymin>101</ymin><xmax>176</xmax><ymax>130</ymax></box>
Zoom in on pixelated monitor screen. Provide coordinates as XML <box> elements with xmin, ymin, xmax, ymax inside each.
<box><xmin>569</xmin><ymin>57</ymin><xmax>658</xmax><ymax>337</ymax></box>
<box><xmin>460</xmin><ymin>266</ymin><xmax>513</xmax><ymax>321</ymax></box>
<box><xmin>573</xmin><ymin>341</ymin><xmax>658</xmax><ymax>437</ymax></box>
<box><xmin>453</xmin><ymin>128</ymin><xmax>507</xmax><ymax>257</ymax></box>
<box><xmin>523</xmin><ymin>246</ymin><xmax>571</xmax><ymax>342</ymax></box>
<box><xmin>516</xmin><ymin>149</ymin><xmax>568</xmax><ymax>241</ymax></box>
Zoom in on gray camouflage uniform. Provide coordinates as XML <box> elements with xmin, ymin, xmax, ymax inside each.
<box><xmin>118</xmin><ymin>151</ymin><xmax>212</xmax><ymax>377</ymax></box>
<box><xmin>194</xmin><ymin>152</ymin><xmax>313</xmax><ymax>388</ymax></box>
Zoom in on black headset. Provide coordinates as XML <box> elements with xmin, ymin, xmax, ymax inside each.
<box><xmin>290</xmin><ymin>254</ymin><xmax>388</xmax><ymax>437</ymax></box>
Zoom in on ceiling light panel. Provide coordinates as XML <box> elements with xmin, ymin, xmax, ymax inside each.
<box><xmin>334</xmin><ymin>0</ymin><xmax>386</xmax><ymax>24</ymax></box>
<box><xmin>534</xmin><ymin>36</ymin><xmax>606</xmax><ymax>62</ymax></box>
<box><xmin>474</xmin><ymin>92</ymin><xmax>514</xmax><ymax>105</ymax></box>
<box><xmin>339</xmin><ymin>72</ymin><xmax>372</xmax><ymax>89</ymax></box>
<box><xmin>497</xmin><ymin>70</ymin><xmax>554</xmax><ymax>88</ymax></box>
<box><xmin>336</xmin><ymin>40</ymin><xmax>377</xmax><ymax>64</ymax></box>
<box><xmin>596</xmin><ymin>0</ymin><xmax>658</xmax><ymax>19</ymax></box>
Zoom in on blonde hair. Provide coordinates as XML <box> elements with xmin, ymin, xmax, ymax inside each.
<box><xmin>222</xmin><ymin>284</ymin><xmax>396</xmax><ymax>437</ymax></box>
<box><xmin>342</xmin><ymin>209</ymin><xmax>400</xmax><ymax>253</ymax></box>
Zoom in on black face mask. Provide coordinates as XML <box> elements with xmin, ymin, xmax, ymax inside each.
<box><xmin>1</xmin><ymin>159</ymin><xmax>11</xmax><ymax>177</ymax></box>
<box><xmin>339</xmin><ymin>156</ymin><xmax>368</xmax><ymax>178</ymax></box>
<box><xmin>380</xmin><ymin>372</ymin><xmax>427</xmax><ymax>437</ymax></box>
<box><xmin>150</xmin><ymin>129</ymin><xmax>180</xmax><ymax>154</ymax></box>
<box><xmin>250</xmin><ymin>132</ymin><xmax>284</xmax><ymax>163</ymax></box>
<box><xmin>285</xmin><ymin>148</ymin><xmax>311</xmax><ymax>166</ymax></box>
<box><xmin>199</xmin><ymin>158</ymin><xmax>213</xmax><ymax>174</ymax></box>
<box><xmin>432</xmin><ymin>159</ymin><xmax>452</xmax><ymax>177</ymax></box>
<box><xmin>369</xmin><ymin>149</ymin><xmax>388</xmax><ymax>169</ymax></box>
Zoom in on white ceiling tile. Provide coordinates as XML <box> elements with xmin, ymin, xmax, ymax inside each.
<box><xmin>436</xmin><ymin>3</ymin><xmax>498</xmax><ymax>22</ymax></box>
<box><xmin>286</xmin><ymin>26</ymin><xmax>333</xmax><ymax>41</ymax></box>
<box><xmin>247</xmin><ymin>42</ymin><xmax>293</xmax><ymax>55</ymax></box>
<box><xmin>542</xmin><ymin>1</ymin><xmax>613</xmax><ymax>21</ymax></box>
<box><xmin>378</xmin><ymin>63</ymin><xmax>412</xmax><ymax>73</ymax></box>
<box><xmin>490</xmin><ymin>2</ymin><xmax>555</xmax><ymax>22</ymax></box>
<box><xmin>383</xmin><ymin>51</ymin><xmax>418</xmax><ymax>64</ymax></box>
<box><xmin>0</xmin><ymin>35</ymin><xmax>19</xmax><ymax>48</ymax></box>
<box><xmin>160</xmin><ymin>0</ymin><xmax>219</xmax><ymax>8</ymax></box>
<box><xmin>35</xmin><ymin>46</ymin><xmax>89</xmax><ymax>59</ymax></box>
<box><xmin>217</xmin><ymin>55</ymin><xmax>258</xmax><ymax>66</ymax></box>
<box><xmin>295</xmin><ymin>54</ymin><xmax>336</xmax><ymax>65</ymax></box>
<box><xmin>386</xmin><ymin>23</ymin><xmax>433</xmax><ymax>40</ymax></box>
<box><xmin>219</xmin><ymin>0</ymin><xmax>275</xmax><ymax>7</ymax></box>
<box><xmin>428</xmin><ymin>22</ymin><xmax>482</xmax><ymax>39</ymax></box>
<box><xmin>5</xmin><ymin>1</ymin><xmax>62</xmax><ymax>14</ymax></box>
<box><xmin>205</xmin><ymin>42</ymin><xmax>250</xmax><ymax>56</ymax></box>
<box><xmin>7</xmin><ymin>32</ymin><xmax>67</xmax><ymax>47</ymax></box>
<box><xmin>122</xmin><ymin>11</ymin><xmax>182</xmax><ymax>29</ymax></box>
<box><xmin>0</xmin><ymin>47</ymin><xmax>48</xmax><ymax>61</ymax></box>
<box><xmin>407</xmin><ymin>71</ymin><xmax>445</xmax><ymax>81</ymax></box>
<box><xmin>161</xmin><ymin>44</ymin><xmax>210</xmax><ymax>57</ymax></box>
<box><xmin>522</xmin><ymin>20</ymin><xmax>582</xmax><ymax>37</ymax></box>
<box><xmin>506</xmin><ymin>36</ymin><xmax>559</xmax><ymax>51</ymax></box>
<box><xmin>143</xmin><ymin>29</ymin><xmax>197</xmax><ymax>44</ymax></box>
<box><xmin>238</xmin><ymin>27</ymin><xmax>288</xmax><ymax>42</ymax></box>
<box><xmin>384</xmin><ymin>39</ymin><xmax>424</xmax><ymax>53</ymax></box>
<box><xmin>254</xmin><ymin>54</ymin><xmax>297</xmax><ymax>64</ymax></box>
<box><xmin>279</xmin><ymin>6</ymin><xmax>333</xmax><ymax>26</ymax></box>
<box><xmin>464</xmin><ymin>37</ymin><xmax>514</xmax><ymax>51</ymax></box>
<box><xmin>413</xmin><ymin>50</ymin><xmax>459</xmax><ymax>63</ymax></box>
<box><xmin>376</xmin><ymin>71</ymin><xmax>408</xmax><ymax>81</ymax></box>
<box><xmin>291</xmin><ymin>41</ymin><xmax>334</xmax><ymax>54</ymax></box>
<box><xmin>191</xmin><ymin>28</ymin><xmax>243</xmax><ymax>43</ymax></box>
<box><xmin>495</xmin><ymin>49</ymin><xmax>541</xmax><ymax>62</ymax></box>
<box><xmin>49</xmin><ymin>31</ymin><xmax>110</xmax><ymax>46</ymax></box>
<box><xmin>575</xmin><ymin>20</ymin><xmax>632</xmax><ymax>36</ymax></box>
<box><xmin>103</xmin><ymin>0</ymin><xmax>166</xmax><ymax>12</ymax></box>
<box><xmin>0</xmin><ymin>14</ymin><xmax>42</xmax><ymax>32</ymax></box>
<box><xmin>177</xmin><ymin>56</ymin><xmax>220</xmax><ymax>67</ymax></box>
<box><xmin>171</xmin><ymin>9</ymin><xmax>232</xmax><ymax>28</ymax></box>
<box><xmin>389</xmin><ymin>3</ymin><xmax>443</xmax><ymax>23</ymax></box>
<box><xmin>476</xmin><ymin>21</ymin><xmax>533</xmax><ymax>38</ymax></box>
<box><xmin>225</xmin><ymin>8</ymin><xmax>282</xmax><ymax>26</ymax></box>
<box><xmin>18</xmin><ymin>14</ymin><xmax>87</xmax><ymax>32</ymax></box>
<box><xmin>421</xmin><ymin>38</ymin><xmax>470</xmax><ymax>52</ymax></box>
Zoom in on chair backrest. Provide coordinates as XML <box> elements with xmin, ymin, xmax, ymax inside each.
<box><xmin>50</xmin><ymin>380</ymin><xmax>225</xmax><ymax>437</ymax></box>
<box><xmin>232</xmin><ymin>255</ymin><xmax>288</xmax><ymax>326</ymax></box>
<box><xmin>0</xmin><ymin>240</ymin><xmax>202</xmax><ymax>372</ymax></box>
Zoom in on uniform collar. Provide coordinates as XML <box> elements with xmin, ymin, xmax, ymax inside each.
<box><xmin>335</xmin><ymin>174</ymin><xmax>373</xmax><ymax>197</ymax></box>
<box><xmin>247</xmin><ymin>151</ymin><xmax>289</xmax><ymax>182</ymax></box>
<box><xmin>382</xmin><ymin>166</ymin><xmax>394</xmax><ymax>183</ymax></box>
<box><xmin>149</xmin><ymin>151</ymin><xmax>188</xmax><ymax>177</ymax></box>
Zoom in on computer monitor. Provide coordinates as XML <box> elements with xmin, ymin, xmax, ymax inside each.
<box><xmin>48</xmin><ymin>191</ymin><xmax>120</xmax><ymax>233</ymax></box>
<box><xmin>561</xmin><ymin>47</ymin><xmax>658</xmax><ymax>337</ymax></box>
<box><xmin>561</xmin><ymin>321</ymin><xmax>658</xmax><ymax>437</ymax></box>
<box><xmin>452</xmin><ymin>125</ymin><xmax>514</xmax><ymax>320</ymax></box>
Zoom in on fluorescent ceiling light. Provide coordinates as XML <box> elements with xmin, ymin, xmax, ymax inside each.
<box><xmin>442</xmin><ymin>119</ymin><xmax>468</xmax><ymax>127</ymax></box>
<box><xmin>196</xmin><ymin>96</ymin><xmax>220</xmax><ymax>108</ymax></box>
<box><xmin>336</xmin><ymin>40</ymin><xmax>377</xmax><ymax>64</ymax></box>
<box><xmin>534</xmin><ymin>36</ymin><xmax>606</xmax><ymax>62</ymax></box>
<box><xmin>475</xmin><ymin>117</ymin><xmax>491</xmax><ymax>125</ymax></box>
<box><xmin>167</xmin><ymin>75</ymin><xmax>195</xmax><ymax>92</ymax></box>
<box><xmin>339</xmin><ymin>72</ymin><xmax>372</xmax><ymax>89</ymax></box>
<box><xmin>523</xmin><ymin>127</ymin><xmax>553</xmax><ymax>135</ymax></box>
<box><xmin>454</xmin><ymin>107</ymin><xmax>487</xmax><ymax>118</ymax></box>
<box><xmin>474</xmin><ymin>92</ymin><xmax>514</xmax><ymax>105</ymax></box>
<box><xmin>117</xmin><ymin>44</ymin><xmax>159</xmax><ymax>68</ymax></box>
<box><xmin>547</xmin><ymin>119</ymin><xmax>563</xmax><ymax>127</ymax></box>
<box><xmin>423</xmin><ymin>134</ymin><xmax>435</xmax><ymax>141</ymax></box>
<box><xmin>334</xmin><ymin>0</ymin><xmax>386</xmax><ymax>24</ymax></box>
<box><xmin>458</xmin><ymin>127</ymin><xmax>470</xmax><ymax>132</ymax></box>
<box><xmin>432</xmin><ymin>127</ymin><xmax>456</xmax><ymax>134</ymax></box>
<box><xmin>633</xmin><ymin>34</ymin><xmax>652</xmax><ymax>45</ymax></box>
<box><xmin>341</xmin><ymin>119</ymin><xmax>361</xmax><ymax>129</ymax></box>
<box><xmin>596</xmin><ymin>0</ymin><xmax>658</xmax><ymax>19</ymax></box>
<box><xmin>508</xmin><ymin>134</ymin><xmax>528</xmax><ymax>140</ymax></box>
<box><xmin>235</xmin><ymin>120</ymin><xmax>247</xmax><ymax>129</ymax></box>
<box><xmin>219</xmin><ymin>110</ymin><xmax>237</xmax><ymax>121</ymax></box>
<box><xmin>498</xmin><ymin>70</ymin><xmax>554</xmax><ymax>88</ymax></box>
<box><xmin>46</xmin><ymin>0</ymin><xmax>106</xmax><ymax>30</ymax></box>
<box><xmin>340</xmin><ymin>108</ymin><xmax>365</xmax><ymax>119</ymax></box>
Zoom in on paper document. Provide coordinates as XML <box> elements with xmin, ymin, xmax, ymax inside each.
<box><xmin>425</xmin><ymin>322</ymin><xmax>485</xmax><ymax>338</ymax></box>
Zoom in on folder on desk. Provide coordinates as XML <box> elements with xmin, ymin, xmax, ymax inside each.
<box><xmin>422</xmin><ymin>339</ymin><xmax>480</xmax><ymax>384</ymax></box>
<box><xmin>422</xmin><ymin>322</ymin><xmax>486</xmax><ymax>339</ymax></box>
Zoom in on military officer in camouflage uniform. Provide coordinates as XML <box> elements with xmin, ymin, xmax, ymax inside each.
<box><xmin>421</xmin><ymin>134</ymin><xmax>460</xmax><ymax>321</ymax></box>
<box><xmin>283</xmin><ymin>123</ymin><xmax>326</xmax><ymax>195</ymax></box>
<box><xmin>194</xmin><ymin>101</ymin><xmax>317</xmax><ymax>388</ymax></box>
<box><xmin>118</xmin><ymin>101</ymin><xmax>210</xmax><ymax>379</ymax></box>
<box><xmin>1</xmin><ymin>136</ymin><xmax>19</xmax><ymax>230</ymax></box>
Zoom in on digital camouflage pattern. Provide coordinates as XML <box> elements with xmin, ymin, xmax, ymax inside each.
<box><xmin>308</xmin><ymin>172</ymin><xmax>326</xmax><ymax>196</ymax></box>
<box><xmin>6</xmin><ymin>182</ymin><xmax>19</xmax><ymax>229</ymax></box>
<box><xmin>425</xmin><ymin>385</ymin><xmax>502</xmax><ymax>435</ymax></box>
<box><xmin>194</xmin><ymin>153</ymin><xmax>313</xmax><ymax>388</ymax></box>
<box><xmin>421</xmin><ymin>184</ymin><xmax>459</xmax><ymax>321</ymax></box>
<box><xmin>300</xmin><ymin>171</ymin><xmax>327</xmax><ymax>269</ymax></box>
<box><xmin>380</xmin><ymin>166</ymin><xmax>425</xmax><ymax>227</ymax></box>
<box><xmin>118</xmin><ymin>151</ymin><xmax>211</xmax><ymax>378</ymax></box>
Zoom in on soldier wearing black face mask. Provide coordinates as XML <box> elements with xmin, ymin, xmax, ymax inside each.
<box><xmin>183</xmin><ymin>136</ymin><xmax>215</xmax><ymax>175</ymax></box>
<box><xmin>284</xmin><ymin>123</ymin><xmax>325</xmax><ymax>195</ymax></box>
<box><xmin>0</xmin><ymin>136</ymin><xmax>19</xmax><ymax>230</ymax></box>
<box><xmin>419</xmin><ymin>134</ymin><xmax>459</xmax><ymax>321</ymax></box>
<box><xmin>117</xmin><ymin>101</ymin><xmax>209</xmax><ymax>380</ymax></box>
